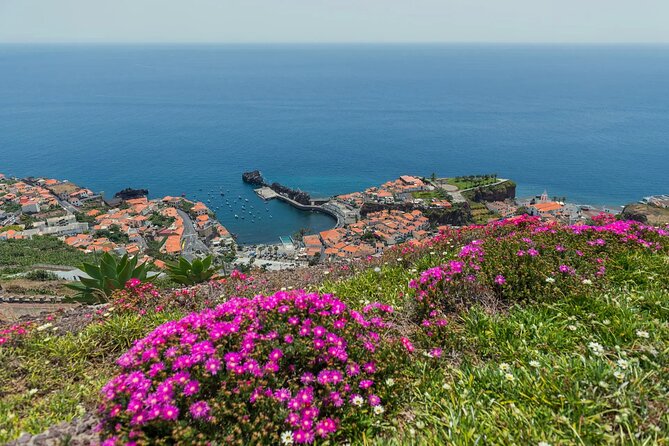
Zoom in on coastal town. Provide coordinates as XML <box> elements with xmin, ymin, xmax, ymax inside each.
<box><xmin>1</xmin><ymin>170</ymin><xmax>661</xmax><ymax>279</ymax></box>
<box><xmin>0</xmin><ymin>173</ymin><xmax>235</xmax><ymax>271</ymax></box>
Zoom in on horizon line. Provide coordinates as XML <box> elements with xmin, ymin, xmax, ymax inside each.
<box><xmin>1</xmin><ymin>41</ymin><xmax>669</xmax><ymax>46</ymax></box>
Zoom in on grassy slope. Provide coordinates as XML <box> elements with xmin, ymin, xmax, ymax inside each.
<box><xmin>321</xmin><ymin>250</ymin><xmax>669</xmax><ymax>445</ymax></box>
<box><xmin>1</xmin><ymin>250</ymin><xmax>668</xmax><ymax>444</ymax></box>
<box><xmin>0</xmin><ymin>237</ymin><xmax>93</xmax><ymax>277</ymax></box>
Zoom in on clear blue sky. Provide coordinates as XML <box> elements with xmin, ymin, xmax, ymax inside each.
<box><xmin>1</xmin><ymin>0</ymin><xmax>668</xmax><ymax>43</ymax></box>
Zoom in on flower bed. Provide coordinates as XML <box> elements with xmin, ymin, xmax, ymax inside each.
<box><xmin>409</xmin><ymin>215</ymin><xmax>668</xmax><ymax>314</ymax></box>
<box><xmin>98</xmin><ymin>290</ymin><xmax>401</xmax><ymax>445</ymax></box>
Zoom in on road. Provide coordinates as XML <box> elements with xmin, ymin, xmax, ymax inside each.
<box><xmin>56</xmin><ymin>197</ymin><xmax>78</xmax><ymax>214</ymax></box>
<box><xmin>177</xmin><ymin>209</ymin><xmax>210</xmax><ymax>261</ymax></box>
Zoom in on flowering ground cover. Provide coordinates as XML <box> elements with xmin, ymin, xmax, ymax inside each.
<box><xmin>1</xmin><ymin>215</ymin><xmax>668</xmax><ymax>444</ymax></box>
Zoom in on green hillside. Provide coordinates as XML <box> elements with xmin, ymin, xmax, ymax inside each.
<box><xmin>1</xmin><ymin>216</ymin><xmax>668</xmax><ymax>445</ymax></box>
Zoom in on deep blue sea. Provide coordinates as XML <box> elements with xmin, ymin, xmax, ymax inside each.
<box><xmin>1</xmin><ymin>44</ymin><xmax>668</xmax><ymax>243</ymax></box>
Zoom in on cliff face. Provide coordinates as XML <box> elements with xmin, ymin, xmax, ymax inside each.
<box><xmin>360</xmin><ymin>202</ymin><xmax>473</xmax><ymax>226</ymax></box>
<box><xmin>621</xmin><ymin>204</ymin><xmax>669</xmax><ymax>225</ymax></box>
<box><xmin>463</xmin><ymin>181</ymin><xmax>516</xmax><ymax>203</ymax></box>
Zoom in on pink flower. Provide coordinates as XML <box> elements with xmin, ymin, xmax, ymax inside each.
<box><xmin>189</xmin><ymin>401</ymin><xmax>210</xmax><ymax>420</ymax></box>
<box><xmin>161</xmin><ymin>405</ymin><xmax>179</xmax><ymax>421</ymax></box>
<box><xmin>401</xmin><ymin>337</ymin><xmax>415</xmax><ymax>353</ymax></box>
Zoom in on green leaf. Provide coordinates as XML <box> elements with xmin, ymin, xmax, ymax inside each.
<box><xmin>81</xmin><ymin>262</ymin><xmax>103</xmax><ymax>280</ymax></box>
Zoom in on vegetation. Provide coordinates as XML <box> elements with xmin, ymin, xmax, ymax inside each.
<box><xmin>411</xmin><ymin>189</ymin><xmax>448</xmax><ymax>200</ymax></box>
<box><xmin>0</xmin><ymin>236</ymin><xmax>92</xmax><ymax>277</ymax></box>
<box><xmin>94</xmin><ymin>224</ymin><xmax>129</xmax><ymax>244</ymax></box>
<box><xmin>0</xmin><ymin>225</ymin><xmax>22</xmax><ymax>233</ymax></box>
<box><xmin>65</xmin><ymin>253</ymin><xmax>155</xmax><ymax>303</ymax></box>
<box><xmin>149</xmin><ymin>213</ymin><xmax>175</xmax><ymax>228</ymax></box>
<box><xmin>23</xmin><ymin>269</ymin><xmax>59</xmax><ymax>281</ymax></box>
<box><xmin>165</xmin><ymin>255</ymin><xmax>217</xmax><ymax>285</ymax></box>
<box><xmin>1</xmin><ymin>216</ymin><xmax>668</xmax><ymax>444</ymax></box>
<box><xmin>447</xmin><ymin>174</ymin><xmax>498</xmax><ymax>190</ymax></box>
<box><xmin>0</xmin><ymin>202</ymin><xmax>21</xmax><ymax>213</ymax></box>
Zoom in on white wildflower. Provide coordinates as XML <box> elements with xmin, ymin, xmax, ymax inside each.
<box><xmin>323</xmin><ymin>270</ymin><xmax>330</xmax><ymax>275</ymax></box>
<box><xmin>603</xmin><ymin>319</ymin><xmax>610</xmax><ymax>325</ymax></box>
<box><xmin>385</xmin><ymin>378</ymin><xmax>395</xmax><ymax>387</ymax></box>
<box><xmin>545</xmin><ymin>277</ymin><xmax>555</xmax><ymax>283</ymax></box>
<box><xmin>529</xmin><ymin>360</ymin><xmax>541</xmax><ymax>368</ymax></box>
<box><xmin>504</xmin><ymin>373</ymin><xmax>514</xmax><ymax>382</ymax></box>
<box><xmin>499</xmin><ymin>362</ymin><xmax>511</xmax><ymax>372</ymax></box>
<box><xmin>373</xmin><ymin>267</ymin><xmax>381</xmax><ymax>273</ymax></box>
<box><xmin>352</xmin><ymin>395</ymin><xmax>364</xmax><ymax>407</ymax></box>
<box><xmin>582</xmin><ymin>279</ymin><xmax>592</xmax><ymax>285</ymax></box>
<box><xmin>281</xmin><ymin>431</ymin><xmax>294</xmax><ymax>445</ymax></box>
<box><xmin>616</xmin><ymin>359</ymin><xmax>629</xmax><ymax>369</ymax></box>
<box><xmin>568</xmin><ymin>325</ymin><xmax>577</xmax><ymax>331</ymax></box>
<box><xmin>613</xmin><ymin>371</ymin><xmax>625</xmax><ymax>381</ymax></box>
<box><xmin>373</xmin><ymin>405</ymin><xmax>385</xmax><ymax>415</ymax></box>
<box><xmin>397</xmin><ymin>258</ymin><xmax>403</xmax><ymax>262</ymax></box>
<box><xmin>36</xmin><ymin>323</ymin><xmax>53</xmax><ymax>332</ymax></box>
<box><xmin>636</xmin><ymin>330</ymin><xmax>649</xmax><ymax>339</ymax></box>
<box><xmin>27</xmin><ymin>388</ymin><xmax>39</xmax><ymax>396</ymax></box>
<box><xmin>588</xmin><ymin>342</ymin><xmax>604</xmax><ymax>356</ymax></box>
<box><xmin>442</xmin><ymin>382</ymin><xmax>452</xmax><ymax>390</ymax></box>
<box><xmin>538</xmin><ymin>442</ymin><xmax>552</xmax><ymax>446</ymax></box>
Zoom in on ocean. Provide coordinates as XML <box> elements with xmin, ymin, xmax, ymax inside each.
<box><xmin>1</xmin><ymin>44</ymin><xmax>668</xmax><ymax>243</ymax></box>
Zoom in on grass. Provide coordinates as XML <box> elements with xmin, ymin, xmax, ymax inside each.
<box><xmin>411</xmin><ymin>190</ymin><xmax>448</xmax><ymax>201</ymax></box>
<box><xmin>321</xmin><ymin>249</ymin><xmax>669</xmax><ymax>445</ymax></box>
<box><xmin>1</xmin><ymin>239</ymin><xmax>668</xmax><ymax>444</ymax></box>
<box><xmin>0</xmin><ymin>310</ymin><xmax>183</xmax><ymax>442</ymax></box>
<box><xmin>447</xmin><ymin>176</ymin><xmax>499</xmax><ymax>191</ymax></box>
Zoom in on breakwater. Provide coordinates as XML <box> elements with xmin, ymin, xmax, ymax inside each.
<box><xmin>254</xmin><ymin>187</ymin><xmax>343</xmax><ymax>228</ymax></box>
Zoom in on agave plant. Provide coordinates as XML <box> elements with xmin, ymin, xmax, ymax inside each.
<box><xmin>66</xmin><ymin>253</ymin><xmax>155</xmax><ymax>303</ymax></box>
<box><xmin>166</xmin><ymin>255</ymin><xmax>217</xmax><ymax>285</ymax></box>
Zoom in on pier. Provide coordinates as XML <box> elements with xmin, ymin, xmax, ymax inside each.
<box><xmin>255</xmin><ymin>187</ymin><xmax>279</xmax><ymax>200</ymax></box>
<box><xmin>254</xmin><ymin>187</ymin><xmax>345</xmax><ymax>228</ymax></box>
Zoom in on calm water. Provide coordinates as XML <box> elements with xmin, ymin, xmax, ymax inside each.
<box><xmin>1</xmin><ymin>44</ymin><xmax>668</xmax><ymax>243</ymax></box>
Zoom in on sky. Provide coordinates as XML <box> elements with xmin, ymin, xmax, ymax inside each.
<box><xmin>1</xmin><ymin>0</ymin><xmax>668</xmax><ymax>44</ymax></box>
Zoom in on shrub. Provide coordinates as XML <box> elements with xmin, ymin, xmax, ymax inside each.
<box><xmin>98</xmin><ymin>290</ymin><xmax>402</xmax><ymax>445</ymax></box>
<box><xmin>66</xmin><ymin>253</ymin><xmax>155</xmax><ymax>304</ymax></box>
<box><xmin>409</xmin><ymin>216</ymin><xmax>668</xmax><ymax>317</ymax></box>
<box><xmin>166</xmin><ymin>256</ymin><xmax>217</xmax><ymax>286</ymax></box>
<box><xmin>24</xmin><ymin>269</ymin><xmax>58</xmax><ymax>281</ymax></box>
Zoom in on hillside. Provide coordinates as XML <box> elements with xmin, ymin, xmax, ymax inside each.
<box><xmin>621</xmin><ymin>203</ymin><xmax>669</xmax><ymax>226</ymax></box>
<box><xmin>1</xmin><ymin>215</ymin><xmax>668</xmax><ymax>445</ymax></box>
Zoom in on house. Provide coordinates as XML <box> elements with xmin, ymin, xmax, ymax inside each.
<box><xmin>47</xmin><ymin>214</ymin><xmax>77</xmax><ymax>227</ymax></box>
<box><xmin>529</xmin><ymin>202</ymin><xmax>563</xmax><ymax>217</ymax></box>
<box><xmin>191</xmin><ymin>202</ymin><xmax>209</xmax><ymax>216</ymax></box>
<box><xmin>21</xmin><ymin>200</ymin><xmax>41</xmax><ymax>214</ymax></box>
<box><xmin>68</xmin><ymin>195</ymin><xmax>83</xmax><ymax>207</ymax></box>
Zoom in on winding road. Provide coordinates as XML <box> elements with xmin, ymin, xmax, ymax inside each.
<box><xmin>176</xmin><ymin>209</ymin><xmax>210</xmax><ymax>261</ymax></box>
